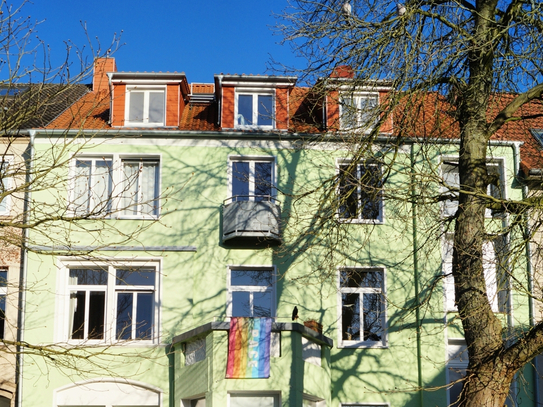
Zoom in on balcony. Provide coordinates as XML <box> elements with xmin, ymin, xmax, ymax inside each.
<box><xmin>222</xmin><ymin>196</ymin><xmax>281</xmax><ymax>245</ymax></box>
<box><xmin>171</xmin><ymin>321</ymin><xmax>333</xmax><ymax>406</ymax></box>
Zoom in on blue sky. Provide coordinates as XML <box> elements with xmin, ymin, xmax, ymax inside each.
<box><xmin>9</xmin><ymin>0</ymin><xmax>304</xmax><ymax>84</ymax></box>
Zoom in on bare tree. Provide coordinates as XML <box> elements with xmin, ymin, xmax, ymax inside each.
<box><xmin>276</xmin><ymin>0</ymin><xmax>543</xmax><ymax>405</ymax></box>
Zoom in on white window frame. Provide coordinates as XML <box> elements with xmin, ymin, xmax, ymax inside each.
<box><xmin>69</xmin><ymin>154</ymin><xmax>161</xmax><ymax>219</ymax></box>
<box><xmin>124</xmin><ymin>86</ymin><xmax>166</xmax><ymax>127</ymax></box>
<box><xmin>234</xmin><ymin>90</ymin><xmax>275</xmax><ymax>130</ymax></box>
<box><xmin>70</xmin><ymin>156</ymin><xmax>114</xmax><ymax>217</ymax></box>
<box><xmin>446</xmin><ymin>338</ymin><xmax>516</xmax><ymax>406</ymax></box>
<box><xmin>441</xmin><ymin>158</ymin><xmax>506</xmax><ymax>218</ymax></box>
<box><xmin>55</xmin><ymin>259</ymin><xmax>161</xmax><ymax>345</ymax></box>
<box><xmin>226</xmin><ymin>265</ymin><xmax>276</xmax><ymax>318</ymax></box>
<box><xmin>336</xmin><ymin>159</ymin><xmax>384</xmax><ymax>224</ymax></box>
<box><xmin>442</xmin><ymin>232</ymin><xmax>509</xmax><ymax>313</ymax></box>
<box><xmin>227</xmin><ymin>155</ymin><xmax>276</xmax><ymax>203</ymax></box>
<box><xmin>339</xmin><ymin>92</ymin><xmax>379</xmax><ymax>131</ymax></box>
<box><xmin>228</xmin><ymin>392</ymin><xmax>281</xmax><ymax>407</ymax></box>
<box><xmin>0</xmin><ymin>156</ymin><xmax>14</xmax><ymax>216</ymax></box>
<box><xmin>337</xmin><ymin>266</ymin><xmax>387</xmax><ymax>348</ymax></box>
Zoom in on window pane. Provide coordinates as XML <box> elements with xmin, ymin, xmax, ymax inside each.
<box><xmin>116</xmin><ymin>268</ymin><xmax>155</xmax><ymax>286</ymax></box>
<box><xmin>141</xmin><ymin>162</ymin><xmax>159</xmax><ymax>216</ymax></box>
<box><xmin>237</xmin><ymin>95</ymin><xmax>253</xmax><ymax>125</ymax></box>
<box><xmin>70</xmin><ymin>291</ymin><xmax>86</xmax><ymax>339</ymax></box>
<box><xmin>359</xmin><ymin>164</ymin><xmax>381</xmax><ymax>220</ymax></box>
<box><xmin>116</xmin><ymin>292</ymin><xmax>133</xmax><ymax>340</ymax></box>
<box><xmin>0</xmin><ymin>270</ymin><xmax>6</xmax><ymax>287</ymax></box>
<box><xmin>88</xmin><ymin>291</ymin><xmax>105</xmax><ymax>339</ymax></box>
<box><xmin>232</xmin><ymin>291</ymin><xmax>250</xmax><ymax>317</ymax></box>
<box><xmin>231</xmin><ymin>270</ymin><xmax>272</xmax><ymax>286</ymax></box>
<box><xmin>442</xmin><ymin>163</ymin><xmax>460</xmax><ymax>217</ymax></box>
<box><xmin>129</xmin><ymin>91</ymin><xmax>145</xmax><ymax>122</ymax></box>
<box><xmin>342</xmin><ymin>292</ymin><xmax>360</xmax><ymax>341</ymax></box>
<box><xmin>358</xmin><ymin>95</ymin><xmax>378</xmax><ymax>127</ymax></box>
<box><xmin>148</xmin><ymin>91</ymin><xmax>165</xmax><ymax>123</ymax></box>
<box><xmin>253</xmin><ymin>291</ymin><xmax>272</xmax><ymax>317</ymax></box>
<box><xmin>255</xmin><ymin>162</ymin><xmax>272</xmax><ymax>199</ymax></box>
<box><xmin>136</xmin><ymin>292</ymin><xmax>153</xmax><ymax>339</ymax></box>
<box><xmin>69</xmin><ymin>268</ymin><xmax>108</xmax><ymax>285</ymax></box>
<box><xmin>448</xmin><ymin>367</ymin><xmax>465</xmax><ymax>406</ymax></box>
<box><xmin>230</xmin><ymin>395</ymin><xmax>276</xmax><ymax>407</ymax></box>
<box><xmin>191</xmin><ymin>399</ymin><xmax>206</xmax><ymax>407</ymax></box>
<box><xmin>257</xmin><ymin>95</ymin><xmax>273</xmax><ymax>126</ymax></box>
<box><xmin>232</xmin><ymin>162</ymin><xmax>250</xmax><ymax>201</ymax></box>
<box><xmin>92</xmin><ymin>160</ymin><xmax>113</xmax><ymax>213</ymax></box>
<box><xmin>0</xmin><ymin>161</ymin><xmax>10</xmax><ymax>213</ymax></box>
<box><xmin>74</xmin><ymin>160</ymin><xmax>91</xmax><ymax>211</ymax></box>
<box><xmin>0</xmin><ymin>294</ymin><xmax>5</xmax><ymax>339</ymax></box>
<box><xmin>338</xmin><ymin>164</ymin><xmax>358</xmax><ymax>218</ymax></box>
<box><xmin>122</xmin><ymin>161</ymin><xmax>140</xmax><ymax>215</ymax></box>
<box><xmin>340</xmin><ymin>96</ymin><xmax>357</xmax><ymax>129</ymax></box>
<box><xmin>340</xmin><ymin>269</ymin><xmax>383</xmax><ymax>289</ymax></box>
<box><xmin>363</xmin><ymin>293</ymin><xmax>382</xmax><ymax>341</ymax></box>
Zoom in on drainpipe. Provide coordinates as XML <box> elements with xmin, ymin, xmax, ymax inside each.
<box><xmin>216</xmin><ymin>75</ymin><xmax>222</xmax><ymax>127</ymax></box>
<box><xmin>410</xmin><ymin>143</ymin><xmax>424</xmax><ymax>406</ymax></box>
<box><xmin>16</xmin><ymin>130</ymin><xmax>35</xmax><ymax>407</ymax></box>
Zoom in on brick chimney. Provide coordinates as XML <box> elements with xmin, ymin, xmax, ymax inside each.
<box><xmin>93</xmin><ymin>57</ymin><xmax>116</xmax><ymax>93</ymax></box>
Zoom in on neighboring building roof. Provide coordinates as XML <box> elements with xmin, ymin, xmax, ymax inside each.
<box><xmin>1</xmin><ymin>83</ymin><xmax>90</xmax><ymax>130</ymax></box>
<box><xmin>46</xmin><ymin>89</ymin><xmax>110</xmax><ymax>130</ymax></box>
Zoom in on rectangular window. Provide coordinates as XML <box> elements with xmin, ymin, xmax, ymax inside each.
<box><xmin>122</xmin><ymin>159</ymin><xmax>160</xmax><ymax>217</ymax></box>
<box><xmin>442</xmin><ymin>233</ymin><xmax>508</xmax><ymax>313</ymax></box>
<box><xmin>229</xmin><ymin>393</ymin><xmax>280</xmax><ymax>407</ymax></box>
<box><xmin>0</xmin><ymin>268</ymin><xmax>7</xmax><ymax>339</ymax></box>
<box><xmin>340</xmin><ymin>94</ymin><xmax>379</xmax><ymax>130</ymax></box>
<box><xmin>228</xmin><ymin>267</ymin><xmax>275</xmax><ymax>317</ymax></box>
<box><xmin>229</xmin><ymin>157</ymin><xmax>275</xmax><ymax>202</ymax></box>
<box><xmin>441</xmin><ymin>160</ymin><xmax>504</xmax><ymax>218</ymax></box>
<box><xmin>0</xmin><ymin>157</ymin><xmax>13</xmax><ymax>215</ymax></box>
<box><xmin>66</xmin><ymin>263</ymin><xmax>158</xmax><ymax>342</ymax></box>
<box><xmin>339</xmin><ymin>267</ymin><xmax>386</xmax><ymax>347</ymax></box>
<box><xmin>70</xmin><ymin>155</ymin><xmax>160</xmax><ymax>219</ymax></box>
<box><xmin>72</xmin><ymin>158</ymin><xmax>113</xmax><ymax>216</ymax></box>
<box><xmin>126</xmin><ymin>88</ymin><xmax>165</xmax><ymax>126</ymax></box>
<box><xmin>338</xmin><ymin>160</ymin><xmax>383</xmax><ymax>223</ymax></box>
<box><xmin>236</xmin><ymin>92</ymin><xmax>274</xmax><ymax>128</ymax></box>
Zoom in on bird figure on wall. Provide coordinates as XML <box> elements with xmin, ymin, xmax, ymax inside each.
<box><xmin>342</xmin><ymin>2</ymin><xmax>352</xmax><ymax>16</ymax></box>
<box><xmin>397</xmin><ymin>3</ymin><xmax>406</xmax><ymax>16</ymax></box>
<box><xmin>292</xmin><ymin>306</ymin><xmax>299</xmax><ymax>321</ymax></box>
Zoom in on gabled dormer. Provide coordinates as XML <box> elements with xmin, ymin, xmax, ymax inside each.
<box><xmin>108</xmin><ymin>70</ymin><xmax>189</xmax><ymax>128</ymax></box>
<box><xmin>321</xmin><ymin>66</ymin><xmax>393</xmax><ymax>134</ymax></box>
<box><xmin>215</xmin><ymin>74</ymin><xmax>297</xmax><ymax>131</ymax></box>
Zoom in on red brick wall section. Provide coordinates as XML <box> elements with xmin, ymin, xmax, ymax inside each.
<box><xmin>111</xmin><ymin>83</ymin><xmax>126</xmax><ymax>127</ymax></box>
<box><xmin>222</xmin><ymin>86</ymin><xmax>235</xmax><ymax>129</ymax></box>
<box><xmin>379</xmin><ymin>90</ymin><xmax>393</xmax><ymax>134</ymax></box>
<box><xmin>275</xmin><ymin>88</ymin><xmax>289</xmax><ymax>130</ymax></box>
<box><xmin>326</xmin><ymin>90</ymin><xmax>340</xmax><ymax>130</ymax></box>
<box><xmin>166</xmin><ymin>84</ymin><xmax>179</xmax><ymax>126</ymax></box>
<box><xmin>93</xmin><ymin>58</ymin><xmax>116</xmax><ymax>93</ymax></box>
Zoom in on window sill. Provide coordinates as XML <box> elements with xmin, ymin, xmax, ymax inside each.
<box><xmin>118</xmin><ymin>215</ymin><xmax>160</xmax><ymax>221</ymax></box>
<box><xmin>66</xmin><ymin>339</ymin><xmax>161</xmax><ymax>347</ymax></box>
<box><xmin>337</xmin><ymin>217</ymin><xmax>384</xmax><ymax>225</ymax></box>
<box><xmin>339</xmin><ymin>341</ymin><xmax>388</xmax><ymax>349</ymax></box>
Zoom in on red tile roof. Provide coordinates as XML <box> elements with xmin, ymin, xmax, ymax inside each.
<box><xmin>45</xmin><ymin>83</ymin><xmax>543</xmax><ymax>173</ymax></box>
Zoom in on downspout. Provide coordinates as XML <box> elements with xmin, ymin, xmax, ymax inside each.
<box><xmin>16</xmin><ymin>129</ymin><xmax>35</xmax><ymax>407</ymax></box>
<box><xmin>410</xmin><ymin>143</ymin><xmax>424</xmax><ymax>406</ymax></box>
<box><xmin>216</xmin><ymin>75</ymin><xmax>222</xmax><ymax>127</ymax></box>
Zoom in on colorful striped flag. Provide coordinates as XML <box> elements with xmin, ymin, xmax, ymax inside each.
<box><xmin>226</xmin><ymin>317</ymin><xmax>272</xmax><ymax>379</ymax></box>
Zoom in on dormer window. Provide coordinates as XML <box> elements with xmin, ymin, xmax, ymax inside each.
<box><xmin>125</xmin><ymin>87</ymin><xmax>166</xmax><ymax>126</ymax></box>
<box><xmin>340</xmin><ymin>93</ymin><xmax>379</xmax><ymax>130</ymax></box>
<box><xmin>236</xmin><ymin>92</ymin><xmax>274</xmax><ymax>129</ymax></box>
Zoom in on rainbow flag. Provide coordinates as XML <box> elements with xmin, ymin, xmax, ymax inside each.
<box><xmin>226</xmin><ymin>317</ymin><xmax>272</xmax><ymax>379</ymax></box>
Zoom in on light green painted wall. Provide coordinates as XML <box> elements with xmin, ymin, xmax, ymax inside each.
<box><xmin>21</xmin><ymin>136</ymin><xmax>536</xmax><ymax>406</ymax></box>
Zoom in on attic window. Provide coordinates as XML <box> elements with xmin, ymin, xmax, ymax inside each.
<box><xmin>125</xmin><ymin>87</ymin><xmax>165</xmax><ymax>126</ymax></box>
<box><xmin>235</xmin><ymin>92</ymin><xmax>274</xmax><ymax>129</ymax></box>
